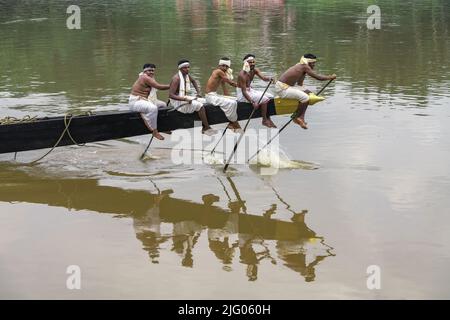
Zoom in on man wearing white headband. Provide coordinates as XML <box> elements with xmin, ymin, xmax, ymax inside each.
<box><xmin>169</xmin><ymin>59</ymin><xmax>217</xmax><ymax>136</ymax></box>
<box><xmin>236</xmin><ymin>54</ymin><xmax>276</xmax><ymax>128</ymax></box>
<box><xmin>275</xmin><ymin>53</ymin><xmax>336</xmax><ymax>129</ymax></box>
<box><xmin>205</xmin><ymin>57</ymin><xmax>242</xmax><ymax>132</ymax></box>
<box><xmin>129</xmin><ymin>63</ymin><xmax>170</xmax><ymax>140</ymax></box>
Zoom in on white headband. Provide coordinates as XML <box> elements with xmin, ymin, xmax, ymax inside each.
<box><xmin>178</xmin><ymin>62</ymin><xmax>190</xmax><ymax>69</ymax></box>
<box><xmin>299</xmin><ymin>56</ymin><xmax>316</xmax><ymax>65</ymax></box>
<box><xmin>244</xmin><ymin>56</ymin><xmax>255</xmax><ymax>62</ymax></box>
<box><xmin>219</xmin><ymin>59</ymin><xmax>231</xmax><ymax>67</ymax></box>
<box><xmin>143</xmin><ymin>67</ymin><xmax>154</xmax><ymax>72</ymax></box>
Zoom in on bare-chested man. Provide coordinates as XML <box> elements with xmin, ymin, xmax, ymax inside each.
<box><xmin>169</xmin><ymin>59</ymin><xmax>217</xmax><ymax>136</ymax></box>
<box><xmin>275</xmin><ymin>53</ymin><xmax>336</xmax><ymax>129</ymax></box>
<box><xmin>236</xmin><ymin>54</ymin><xmax>276</xmax><ymax>128</ymax></box>
<box><xmin>205</xmin><ymin>57</ymin><xmax>242</xmax><ymax>132</ymax></box>
<box><xmin>129</xmin><ymin>63</ymin><xmax>170</xmax><ymax>140</ymax></box>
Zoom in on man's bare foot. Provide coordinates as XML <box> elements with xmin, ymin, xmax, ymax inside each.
<box><xmin>262</xmin><ymin>119</ymin><xmax>277</xmax><ymax>128</ymax></box>
<box><xmin>262</xmin><ymin>119</ymin><xmax>273</xmax><ymax>128</ymax></box>
<box><xmin>227</xmin><ymin>123</ymin><xmax>236</xmax><ymax>130</ymax></box>
<box><xmin>152</xmin><ymin>130</ymin><xmax>165</xmax><ymax>140</ymax></box>
<box><xmin>202</xmin><ymin>127</ymin><xmax>218</xmax><ymax>136</ymax></box>
<box><xmin>228</xmin><ymin>122</ymin><xmax>242</xmax><ymax>131</ymax></box>
<box><xmin>293</xmin><ymin>117</ymin><xmax>308</xmax><ymax>129</ymax></box>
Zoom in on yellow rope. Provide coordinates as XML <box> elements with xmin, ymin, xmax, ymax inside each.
<box><xmin>63</xmin><ymin>113</ymin><xmax>85</xmax><ymax>147</ymax></box>
<box><xmin>14</xmin><ymin>112</ymin><xmax>90</xmax><ymax>165</ymax></box>
<box><xmin>25</xmin><ymin>114</ymin><xmax>75</xmax><ymax>165</ymax></box>
<box><xmin>0</xmin><ymin>115</ymin><xmax>38</xmax><ymax>125</ymax></box>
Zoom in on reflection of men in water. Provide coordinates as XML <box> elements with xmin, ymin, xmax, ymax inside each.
<box><xmin>205</xmin><ymin>194</ymin><xmax>240</xmax><ymax>270</ymax></box>
<box><xmin>238</xmin><ymin>234</ymin><xmax>276</xmax><ymax>281</ymax></box>
<box><xmin>133</xmin><ymin>189</ymin><xmax>173</xmax><ymax>264</ymax></box>
<box><xmin>276</xmin><ymin>241</ymin><xmax>328</xmax><ymax>282</ymax></box>
<box><xmin>171</xmin><ymin>213</ymin><xmax>203</xmax><ymax>268</ymax></box>
<box><xmin>276</xmin><ymin>211</ymin><xmax>331</xmax><ymax>282</ymax></box>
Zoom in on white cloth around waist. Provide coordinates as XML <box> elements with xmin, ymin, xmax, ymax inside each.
<box><xmin>129</xmin><ymin>94</ymin><xmax>159</xmax><ymax>129</ymax></box>
<box><xmin>274</xmin><ymin>81</ymin><xmax>309</xmax><ymax>103</ymax></box>
<box><xmin>205</xmin><ymin>92</ymin><xmax>238</xmax><ymax>122</ymax></box>
<box><xmin>236</xmin><ymin>87</ymin><xmax>273</xmax><ymax>104</ymax></box>
<box><xmin>169</xmin><ymin>97</ymin><xmax>206</xmax><ymax>114</ymax></box>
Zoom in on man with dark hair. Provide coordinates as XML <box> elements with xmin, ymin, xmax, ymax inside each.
<box><xmin>129</xmin><ymin>63</ymin><xmax>170</xmax><ymax>140</ymax></box>
<box><xmin>275</xmin><ymin>53</ymin><xmax>336</xmax><ymax>129</ymax></box>
<box><xmin>169</xmin><ymin>59</ymin><xmax>217</xmax><ymax>136</ymax></box>
<box><xmin>205</xmin><ymin>57</ymin><xmax>241</xmax><ymax>132</ymax></box>
<box><xmin>237</xmin><ymin>54</ymin><xmax>276</xmax><ymax>128</ymax></box>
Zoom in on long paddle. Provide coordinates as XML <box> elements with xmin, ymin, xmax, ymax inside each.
<box><xmin>140</xmin><ymin>135</ymin><xmax>154</xmax><ymax>160</ymax></box>
<box><xmin>223</xmin><ymin>79</ymin><xmax>273</xmax><ymax>172</ymax></box>
<box><xmin>141</xmin><ymin>98</ymin><xmax>192</xmax><ymax>159</ymax></box>
<box><xmin>210</xmin><ymin>125</ymin><xmax>228</xmax><ymax>155</ymax></box>
<box><xmin>246</xmin><ymin>78</ymin><xmax>334</xmax><ymax>163</ymax></box>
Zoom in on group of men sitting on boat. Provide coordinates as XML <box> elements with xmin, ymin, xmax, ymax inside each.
<box><xmin>129</xmin><ymin>53</ymin><xmax>337</xmax><ymax>140</ymax></box>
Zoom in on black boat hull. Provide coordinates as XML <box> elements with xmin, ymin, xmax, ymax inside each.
<box><xmin>0</xmin><ymin>99</ymin><xmax>297</xmax><ymax>154</ymax></box>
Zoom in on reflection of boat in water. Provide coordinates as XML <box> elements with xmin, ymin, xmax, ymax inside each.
<box><xmin>0</xmin><ymin>169</ymin><xmax>334</xmax><ymax>282</ymax></box>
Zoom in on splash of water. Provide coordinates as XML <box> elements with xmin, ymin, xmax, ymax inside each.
<box><xmin>250</xmin><ymin>140</ymin><xmax>319</xmax><ymax>170</ymax></box>
<box><xmin>140</xmin><ymin>153</ymin><xmax>162</xmax><ymax>161</ymax></box>
<box><xmin>203</xmin><ymin>152</ymin><xmax>224</xmax><ymax>165</ymax></box>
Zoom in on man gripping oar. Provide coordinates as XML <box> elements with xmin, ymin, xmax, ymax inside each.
<box><xmin>237</xmin><ymin>54</ymin><xmax>276</xmax><ymax>128</ymax></box>
<box><xmin>129</xmin><ymin>63</ymin><xmax>171</xmax><ymax>140</ymax></box>
<box><xmin>205</xmin><ymin>57</ymin><xmax>241</xmax><ymax>132</ymax></box>
<box><xmin>275</xmin><ymin>53</ymin><xmax>336</xmax><ymax>129</ymax></box>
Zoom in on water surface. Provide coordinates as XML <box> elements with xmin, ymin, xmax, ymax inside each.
<box><xmin>1</xmin><ymin>0</ymin><xmax>450</xmax><ymax>299</ymax></box>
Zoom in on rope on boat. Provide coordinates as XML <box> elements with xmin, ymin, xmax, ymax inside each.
<box><xmin>0</xmin><ymin>115</ymin><xmax>38</xmax><ymax>125</ymax></box>
<box><xmin>18</xmin><ymin>113</ymin><xmax>88</xmax><ymax>165</ymax></box>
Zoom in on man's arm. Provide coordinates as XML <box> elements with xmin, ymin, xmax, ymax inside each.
<box><xmin>169</xmin><ymin>76</ymin><xmax>188</xmax><ymax>101</ymax></box>
<box><xmin>145</xmin><ymin>76</ymin><xmax>170</xmax><ymax>90</ymax></box>
<box><xmin>305</xmin><ymin>66</ymin><xmax>336</xmax><ymax>81</ymax></box>
<box><xmin>189</xmin><ymin>75</ymin><xmax>202</xmax><ymax>97</ymax></box>
<box><xmin>238</xmin><ymin>73</ymin><xmax>258</xmax><ymax>108</ymax></box>
<box><xmin>221</xmin><ymin>82</ymin><xmax>230</xmax><ymax>96</ymax></box>
<box><xmin>218</xmin><ymin>70</ymin><xmax>237</xmax><ymax>87</ymax></box>
<box><xmin>255</xmin><ymin>68</ymin><xmax>273</xmax><ymax>82</ymax></box>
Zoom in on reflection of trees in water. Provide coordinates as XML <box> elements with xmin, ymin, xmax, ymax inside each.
<box><xmin>133</xmin><ymin>179</ymin><xmax>334</xmax><ymax>282</ymax></box>
<box><xmin>2</xmin><ymin>0</ymin><xmax>448</xmax><ymax>107</ymax></box>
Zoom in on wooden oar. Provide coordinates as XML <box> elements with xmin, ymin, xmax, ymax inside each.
<box><xmin>141</xmin><ymin>98</ymin><xmax>193</xmax><ymax>159</ymax></box>
<box><xmin>210</xmin><ymin>125</ymin><xmax>228</xmax><ymax>155</ymax></box>
<box><xmin>140</xmin><ymin>135</ymin><xmax>154</xmax><ymax>160</ymax></box>
<box><xmin>246</xmin><ymin>78</ymin><xmax>334</xmax><ymax>163</ymax></box>
<box><xmin>223</xmin><ymin>79</ymin><xmax>273</xmax><ymax>172</ymax></box>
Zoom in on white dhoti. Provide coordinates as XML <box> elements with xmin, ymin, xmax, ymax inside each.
<box><xmin>152</xmin><ymin>99</ymin><xmax>167</xmax><ymax>108</ymax></box>
<box><xmin>129</xmin><ymin>94</ymin><xmax>158</xmax><ymax>129</ymax></box>
<box><xmin>148</xmin><ymin>87</ymin><xmax>167</xmax><ymax>109</ymax></box>
<box><xmin>236</xmin><ymin>87</ymin><xmax>273</xmax><ymax>104</ymax></box>
<box><xmin>169</xmin><ymin>97</ymin><xmax>206</xmax><ymax>114</ymax></box>
<box><xmin>205</xmin><ymin>92</ymin><xmax>238</xmax><ymax>122</ymax></box>
<box><xmin>275</xmin><ymin>81</ymin><xmax>309</xmax><ymax>103</ymax></box>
